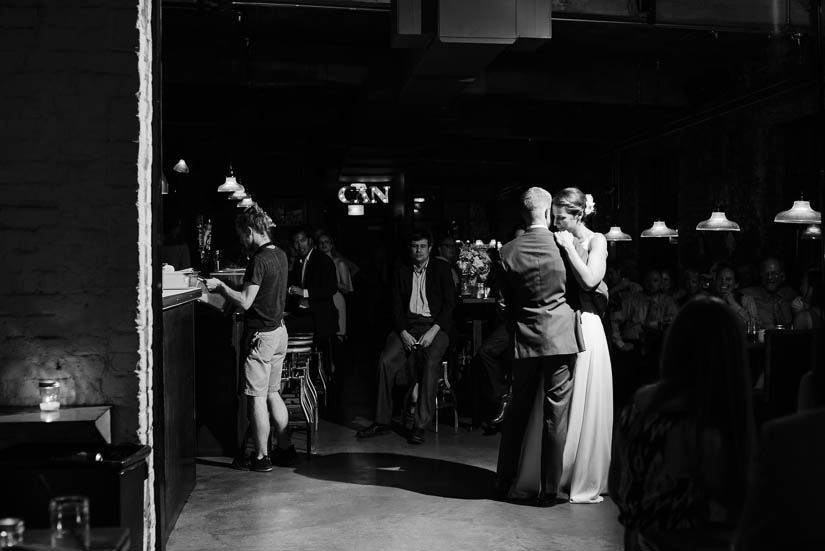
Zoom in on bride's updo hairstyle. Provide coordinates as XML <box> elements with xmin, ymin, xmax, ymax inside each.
<box><xmin>553</xmin><ymin>187</ymin><xmax>596</xmax><ymax>221</ymax></box>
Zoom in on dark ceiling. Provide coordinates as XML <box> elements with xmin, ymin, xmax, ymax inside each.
<box><xmin>161</xmin><ymin>0</ymin><xmax>817</xmax><ymax>196</ymax></box>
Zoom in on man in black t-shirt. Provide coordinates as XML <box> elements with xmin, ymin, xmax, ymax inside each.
<box><xmin>205</xmin><ymin>206</ymin><xmax>293</xmax><ymax>472</ymax></box>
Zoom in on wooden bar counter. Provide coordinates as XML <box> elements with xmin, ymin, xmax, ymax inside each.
<box><xmin>157</xmin><ymin>288</ymin><xmax>200</xmax><ymax>550</ymax></box>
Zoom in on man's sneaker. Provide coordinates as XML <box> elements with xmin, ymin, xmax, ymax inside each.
<box><xmin>250</xmin><ymin>455</ymin><xmax>273</xmax><ymax>472</ymax></box>
<box><xmin>230</xmin><ymin>455</ymin><xmax>251</xmax><ymax>471</ymax></box>
<box><xmin>271</xmin><ymin>445</ymin><xmax>300</xmax><ymax>467</ymax></box>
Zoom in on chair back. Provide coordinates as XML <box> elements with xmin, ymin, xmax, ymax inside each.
<box><xmin>764</xmin><ymin>328</ymin><xmax>821</xmax><ymax>419</ymax></box>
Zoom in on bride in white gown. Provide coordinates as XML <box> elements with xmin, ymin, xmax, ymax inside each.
<box><xmin>509</xmin><ymin>188</ymin><xmax>613</xmax><ymax>503</ymax></box>
<box><xmin>552</xmin><ymin>188</ymin><xmax>613</xmax><ymax>503</ymax></box>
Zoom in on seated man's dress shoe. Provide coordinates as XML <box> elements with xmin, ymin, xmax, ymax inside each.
<box><xmin>407</xmin><ymin>426</ymin><xmax>425</xmax><ymax>445</ymax></box>
<box><xmin>356</xmin><ymin>423</ymin><xmax>391</xmax><ymax>439</ymax></box>
<box><xmin>490</xmin><ymin>393</ymin><xmax>512</xmax><ymax>425</ymax></box>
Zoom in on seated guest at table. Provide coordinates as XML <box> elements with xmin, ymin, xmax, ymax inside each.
<box><xmin>673</xmin><ymin>267</ymin><xmax>706</xmax><ymax>307</ymax></box>
<box><xmin>791</xmin><ymin>268</ymin><xmax>823</xmax><ymax>330</ymax></box>
<box><xmin>285</xmin><ymin>227</ymin><xmax>339</xmax><ymax>340</ymax></box>
<box><xmin>470</xmin><ymin>319</ymin><xmax>511</xmax><ymax>432</ymax></box>
<box><xmin>610</xmin><ymin>296</ymin><xmax>757</xmax><ymax>551</ymax></box>
<box><xmin>741</xmin><ymin>257</ymin><xmax>797</xmax><ymax>329</ymax></box>
<box><xmin>316</xmin><ymin>230</ymin><xmax>354</xmax><ymax>340</ymax></box>
<box><xmin>713</xmin><ymin>263</ymin><xmax>757</xmax><ymax>326</ymax></box>
<box><xmin>736</xmin><ymin>363</ymin><xmax>825</xmax><ymax>551</ymax></box>
<box><xmin>660</xmin><ymin>268</ymin><xmax>675</xmax><ymax>298</ymax></box>
<box><xmin>357</xmin><ymin>230</ymin><xmax>455</xmax><ymax>445</ymax></box>
<box><xmin>606</xmin><ymin>260</ymin><xmax>642</xmax><ymax>311</ymax></box>
<box><xmin>435</xmin><ymin>234</ymin><xmax>461</xmax><ymax>289</ymax></box>
<box><xmin>611</xmin><ymin>269</ymin><xmax>678</xmax><ymax>389</ymax></box>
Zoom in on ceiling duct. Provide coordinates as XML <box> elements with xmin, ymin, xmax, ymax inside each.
<box><xmin>393</xmin><ymin>0</ymin><xmax>551</xmax><ymax>104</ymax></box>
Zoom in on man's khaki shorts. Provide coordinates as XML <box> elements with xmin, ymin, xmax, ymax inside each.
<box><xmin>242</xmin><ymin>324</ymin><xmax>288</xmax><ymax>397</ymax></box>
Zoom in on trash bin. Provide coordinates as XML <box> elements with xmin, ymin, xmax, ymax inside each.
<box><xmin>0</xmin><ymin>442</ymin><xmax>150</xmax><ymax>551</ymax></box>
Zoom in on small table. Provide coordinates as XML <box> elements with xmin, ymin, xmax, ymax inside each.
<box><xmin>459</xmin><ymin>297</ymin><xmax>496</xmax><ymax>355</ymax></box>
<box><xmin>0</xmin><ymin>406</ymin><xmax>112</xmax><ymax>444</ymax></box>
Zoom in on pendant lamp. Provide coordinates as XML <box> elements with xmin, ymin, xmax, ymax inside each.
<box><xmin>800</xmin><ymin>224</ymin><xmax>822</xmax><ymax>240</ymax></box>
<box><xmin>172</xmin><ymin>159</ymin><xmax>189</xmax><ymax>174</ymax></box>
<box><xmin>161</xmin><ymin>173</ymin><xmax>169</xmax><ymax>195</ymax></box>
<box><xmin>237</xmin><ymin>197</ymin><xmax>255</xmax><ymax>208</ymax></box>
<box><xmin>604</xmin><ymin>226</ymin><xmax>632</xmax><ymax>241</ymax></box>
<box><xmin>774</xmin><ymin>197</ymin><xmax>821</xmax><ymax>224</ymax></box>
<box><xmin>217</xmin><ymin>165</ymin><xmax>243</xmax><ymax>193</ymax></box>
<box><xmin>696</xmin><ymin>211</ymin><xmax>741</xmax><ymax>231</ymax></box>
<box><xmin>640</xmin><ymin>220</ymin><xmax>678</xmax><ymax>238</ymax></box>
<box><xmin>228</xmin><ymin>187</ymin><xmax>248</xmax><ymax>200</ymax></box>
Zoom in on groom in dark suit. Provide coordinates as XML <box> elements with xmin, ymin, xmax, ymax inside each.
<box><xmin>496</xmin><ymin>186</ymin><xmax>584</xmax><ymax>505</ymax></box>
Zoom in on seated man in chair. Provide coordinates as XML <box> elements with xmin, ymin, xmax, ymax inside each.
<box><xmin>357</xmin><ymin>230</ymin><xmax>455</xmax><ymax>444</ymax></box>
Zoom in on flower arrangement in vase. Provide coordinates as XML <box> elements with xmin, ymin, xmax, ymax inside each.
<box><xmin>457</xmin><ymin>241</ymin><xmax>492</xmax><ymax>294</ymax></box>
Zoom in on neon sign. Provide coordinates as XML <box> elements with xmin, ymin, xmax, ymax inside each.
<box><xmin>337</xmin><ymin>183</ymin><xmax>390</xmax><ymax>204</ymax></box>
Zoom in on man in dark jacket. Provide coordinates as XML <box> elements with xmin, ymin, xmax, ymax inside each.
<box><xmin>285</xmin><ymin>227</ymin><xmax>339</xmax><ymax>338</ymax></box>
<box><xmin>357</xmin><ymin>230</ymin><xmax>455</xmax><ymax>444</ymax></box>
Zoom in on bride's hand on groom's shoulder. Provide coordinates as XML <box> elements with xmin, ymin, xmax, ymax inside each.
<box><xmin>554</xmin><ymin>230</ymin><xmax>574</xmax><ymax>250</ymax></box>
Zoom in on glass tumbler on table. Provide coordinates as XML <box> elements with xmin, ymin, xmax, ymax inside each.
<box><xmin>0</xmin><ymin>517</ymin><xmax>24</xmax><ymax>548</ymax></box>
<box><xmin>50</xmin><ymin>495</ymin><xmax>90</xmax><ymax>550</ymax></box>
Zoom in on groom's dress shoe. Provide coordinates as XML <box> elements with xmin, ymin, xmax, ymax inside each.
<box><xmin>536</xmin><ymin>493</ymin><xmax>566</xmax><ymax>507</ymax></box>
<box><xmin>490</xmin><ymin>393</ymin><xmax>511</xmax><ymax>425</ymax></box>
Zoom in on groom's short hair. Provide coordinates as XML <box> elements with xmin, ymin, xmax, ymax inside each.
<box><xmin>521</xmin><ymin>187</ymin><xmax>552</xmax><ymax>213</ymax></box>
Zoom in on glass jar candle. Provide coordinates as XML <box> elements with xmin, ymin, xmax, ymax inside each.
<box><xmin>39</xmin><ymin>379</ymin><xmax>60</xmax><ymax>411</ymax></box>
<box><xmin>0</xmin><ymin>517</ymin><xmax>24</xmax><ymax>548</ymax></box>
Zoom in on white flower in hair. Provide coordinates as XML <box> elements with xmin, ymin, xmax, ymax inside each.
<box><xmin>584</xmin><ymin>194</ymin><xmax>596</xmax><ymax>216</ymax></box>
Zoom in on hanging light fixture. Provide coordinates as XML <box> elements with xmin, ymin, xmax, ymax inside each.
<box><xmin>217</xmin><ymin>165</ymin><xmax>242</xmax><ymax>193</ymax></box>
<box><xmin>640</xmin><ymin>220</ymin><xmax>678</xmax><ymax>238</ymax></box>
<box><xmin>172</xmin><ymin>159</ymin><xmax>190</xmax><ymax>174</ymax></box>
<box><xmin>800</xmin><ymin>224</ymin><xmax>822</xmax><ymax>240</ymax></box>
<box><xmin>161</xmin><ymin>172</ymin><xmax>169</xmax><ymax>195</ymax></box>
<box><xmin>696</xmin><ymin>211</ymin><xmax>741</xmax><ymax>231</ymax></box>
<box><xmin>237</xmin><ymin>197</ymin><xmax>255</xmax><ymax>208</ymax></box>
<box><xmin>228</xmin><ymin>187</ymin><xmax>248</xmax><ymax>200</ymax></box>
<box><xmin>774</xmin><ymin>196</ymin><xmax>821</xmax><ymax>224</ymax></box>
<box><xmin>604</xmin><ymin>226</ymin><xmax>632</xmax><ymax>241</ymax></box>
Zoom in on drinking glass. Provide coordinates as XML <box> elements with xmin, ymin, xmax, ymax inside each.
<box><xmin>50</xmin><ymin>495</ymin><xmax>90</xmax><ymax>550</ymax></box>
<box><xmin>0</xmin><ymin>517</ymin><xmax>24</xmax><ymax>548</ymax></box>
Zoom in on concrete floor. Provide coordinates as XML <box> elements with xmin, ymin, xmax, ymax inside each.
<box><xmin>167</xmin><ymin>420</ymin><xmax>624</xmax><ymax>551</ymax></box>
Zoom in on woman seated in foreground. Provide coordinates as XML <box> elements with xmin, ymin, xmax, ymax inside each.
<box><xmin>609</xmin><ymin>296</ymin><xmax>757</xmax><ymax>551</ymax></box>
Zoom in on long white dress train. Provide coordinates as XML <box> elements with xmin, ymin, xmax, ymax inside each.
<box><xmin>560</xmin><ymin>309</ymin><xmax>613</xmax><ymax>503</ymax></box>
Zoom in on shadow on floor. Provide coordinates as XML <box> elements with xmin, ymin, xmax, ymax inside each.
<box><xmin>293</xmin><ymin>452</ymin><xmax>496</xmax><ymax>500</ymax></box>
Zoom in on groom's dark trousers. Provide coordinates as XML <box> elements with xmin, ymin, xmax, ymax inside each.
<box><xmin>497</xmin><ymin>354</ymin><xmax>576</xmax><ymax>496</ymax></box>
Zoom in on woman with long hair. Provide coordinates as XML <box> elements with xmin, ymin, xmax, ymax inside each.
<box><xmin>610</xmin><ymin>296</ymin><xmax>757</xmax><ymax>550</ymax></box>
